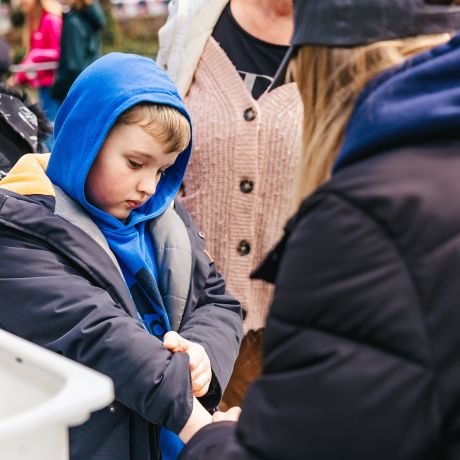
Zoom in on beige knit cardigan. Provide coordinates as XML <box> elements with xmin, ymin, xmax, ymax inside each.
<box><xmin>180</xmin><ymin>38</ymin><xmax>303</xmax><ymax>332</ymax></box>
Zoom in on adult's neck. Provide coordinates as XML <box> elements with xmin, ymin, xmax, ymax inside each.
<box><xmin>230</xmin><ymin>0</ymin><xmax>293</xmax><ymax>46</ymax></box>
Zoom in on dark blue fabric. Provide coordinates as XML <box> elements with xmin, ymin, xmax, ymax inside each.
<box><xmin>334</xmin><ymin>33</ymin><xmax>460</xmax><ymax>172</ymax></box>
<box><xmin>46</xmin><ymin>52</ymin><xmax>192</xmax><ymax>459</ymax></box>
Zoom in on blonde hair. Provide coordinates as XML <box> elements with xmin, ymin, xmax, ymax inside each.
<box><xmin>22</xmin><ymin>0</ymin><xmax>61</xmax><ymax>47</ymax></box>
<box><xmin>40</xmin><ymin>0</ymin><xmax>61</xmax><ymax>14</ymax></box>
<box><xmin>117</xmin><ymin>103</ymin><xmax>191</xmax><ymax>154</ymax></box>
<box><xmin>291</xmin><ymin>33</ymin><xmax>452</xmax><ymax>205</ymax></box>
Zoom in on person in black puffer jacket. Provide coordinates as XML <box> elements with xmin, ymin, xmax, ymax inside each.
<box><xmin>178</xmin><ymin>1</ymin><xmax>460</xmax><ymax>459</ymax></box>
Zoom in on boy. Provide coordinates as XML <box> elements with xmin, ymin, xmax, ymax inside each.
<box><xmin>0</xmin><ymin>52</ymin><xmax>243</xmax><ymax>460</ymax></box>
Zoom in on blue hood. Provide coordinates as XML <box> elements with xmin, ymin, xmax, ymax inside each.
<box><xmin>47</xmin><ymin>52</ymin><xmax>192</xmax><ymax>227</ymax></box>
<box><xmin>334</xmin><ymin>33</ymin><xmax>460</xmax><ymax>172</ymax></box>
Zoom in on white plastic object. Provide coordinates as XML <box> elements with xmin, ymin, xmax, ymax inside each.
<box><xmin>9</xmin><ymin>62</ymin><xmax>59</xmax><ymax>73</ymax></box>
<box><xmin>8</xmin><ymin>62</ymin><xmax>59</xmax><ymax>80</ymax></box>
<box><xmin>0</xmin><ymin>329</ymin><xmax>114</xmax><ymax>460</ymax></box>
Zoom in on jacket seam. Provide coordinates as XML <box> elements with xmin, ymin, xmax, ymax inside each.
<box><xmin>0</xmin><ymin>194</ymin><xmax>7</xmax><ymax>211</ymax></box>
<box><xmin>269</xmin><ymin>309</ymin><xmax>427</xmax><ymax>370</ymax></box>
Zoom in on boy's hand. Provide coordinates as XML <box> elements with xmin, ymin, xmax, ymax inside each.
<box><xmin>163</xmin><ymin>331</ymin><xmax>212</xmax><ymax>397</ymax></box>
<box><xmin>179</xmin><ymin>396</ymin><xmax>212</xmax><ymax>443</ymax></box>
<box><xmin>212</xmin><ymin>406</ymin><xmax>241</xmax><ymax>423</ymax></box>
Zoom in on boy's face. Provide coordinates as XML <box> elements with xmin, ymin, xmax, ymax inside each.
<box><xmin>85</xmin><ymin>122</ymin><xmax>180</xmax><ymax>219</ymax></box>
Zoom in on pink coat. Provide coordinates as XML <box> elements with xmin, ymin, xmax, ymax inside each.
<box><xmin>16</xmin><ymin>10</ymin><xmax>62</xmax><ymax>88</ymax></box>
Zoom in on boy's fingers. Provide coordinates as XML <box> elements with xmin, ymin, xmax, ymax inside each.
<box><xmin>190</xmin><ymin>358</ymin><xmax>210</xmax><ymax>380</ymax></box>
<box><xmin>193</xmin><ymin>368</ymin><xmax>212</xmax><ymax>386</ymax></box>
<box><xmin>188</xmin><ymin>352</ymin><xmax>202</xmax><ymax>371</ymax></box>
<box><xmin>187</xmin><ymin>343</ymin><xmax>208</xmax><ymax>370</ymax></box>
<box><xmin>192</xmin><ymin>371</ymin><xmax>212</xmax><ymax>397</ymax></box>
<box><xmin>163</xmin><ymin>331</ymin><xmax>180</xmax><ymax>350</ymax></box>
<box><xmin>163</xmin><ymin>331</ymin><xmax>189</xmax><ymax>352</ymax></box>
<box><xmin>193</xmin><ymin>387</ymin><xmax>208</xmax><ymax>398</ymax></box>
<box><xmin>163</xmin><ymin>335</ymin><xmax>212</xmax><ymax>397</ymax></box>
<box><xmin>212</xmin><ymin>407</ymin><xmax>241</xmax><ymax>423</ymax></box>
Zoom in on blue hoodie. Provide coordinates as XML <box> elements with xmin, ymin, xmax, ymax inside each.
<box><xmin>47</xmin><ymin>52</ymin><xmax>192</xmax><ymax>459</ymax></box>
<box><xmin>334</xmin><ymin>33</ymin><xmax>460</xmax><ymax>172</ymax></box>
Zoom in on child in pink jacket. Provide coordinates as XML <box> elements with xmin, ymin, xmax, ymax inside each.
<box><xmin>15</xmin><ymin>0</ymin><xmax>62</xmax><ymax>124</ymax></box>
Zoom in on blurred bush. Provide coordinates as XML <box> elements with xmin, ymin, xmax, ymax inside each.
<box><xmin>108</xmin><ymin>14</ymin><xmax>166</xmax><ymax>57</ymax></box>
<box><xmin>99</xmin><ymin>0</ymin><xmax>119</xmax><ymax>46</ymax></box>
<box><xmin>102</xmin><ymin>37</ymin><xmax>158</xmax><ymax>57</ymax></box>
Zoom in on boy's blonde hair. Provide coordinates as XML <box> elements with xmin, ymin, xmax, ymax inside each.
<box><xmin>117</xmin><ymin>103</ymin><xmax>191</xmax><ymax>154</ymax></box>
<box><xmin>290</xmin><ymin>33</ymin><xmax>452</xmax><ymax>205</ymax></box>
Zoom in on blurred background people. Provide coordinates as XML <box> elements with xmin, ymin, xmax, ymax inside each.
<box><xmin>51</xmin><ymin>0</ymin><xmax>105</xmax><ymax>104</ymax></box>
<box><xmin>11</xmin><ymin>0</ymin><xmax>62</xmax><ymax>123</ymax></box>
<box><xmin>176</xmin><ymin>0</ymin><xmax>460</xmax><ymax>459</ymax></box>
<box><xmin>0</xmin><ymin>37</ymin><xmax>12</xmax><ymax>81</ymax></box>
<box><xmin>157</xmin><ymin>0</ymin><xmax>303</xmax><ymax>409</ymax></box>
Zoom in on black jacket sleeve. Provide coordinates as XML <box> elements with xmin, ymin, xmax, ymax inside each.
<box><xmin>181</xmin><ymin>192</ymin><xmax>438</xmax><ymax>460</ymax></box>
<box><xmin>0</xmin><ymin>228</ymin><xmax>193</xmax><ymax>433</ymax></box>
<box><xmin>175</xmin><ymin>202</ymin><xmax>244</xmax><ymax>410</ymax></box>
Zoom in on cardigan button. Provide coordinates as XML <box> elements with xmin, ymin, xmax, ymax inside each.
<box><xmin>198</xmin><ymin>231</ymin><xmax>205</xmax><ymax>239</ymax></box>
<box><xmin>237</xmin><ymin>240</ymin><xmax>251</xmax><ymax>256</ymax></box>
<box><xmin>240</xmin><ymin>180</ymin><xmax>254</xmax><ymax>194</ymax></box>
<box><xmin>243</xmin><ymin>108</ymin><xmax>256</xmax><ymax>121</ymax></box>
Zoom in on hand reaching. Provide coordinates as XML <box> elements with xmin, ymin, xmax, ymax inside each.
<box><xmin>212</xmin><ymin>406</ymin><xmax>241</xmax><ymax>423</ymax></box>
<box><xmin>163</xmin><ymin>331</ymin><xmax>212</xmax><ymax>397</ymax></box>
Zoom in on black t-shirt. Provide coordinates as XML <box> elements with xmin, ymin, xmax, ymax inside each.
<box><xmin>212</xmin><ymin>3</ymin><xmax>289</xmax><ymax>100</ymax></box>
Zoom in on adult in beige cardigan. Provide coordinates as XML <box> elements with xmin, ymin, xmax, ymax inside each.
<box><xmin>157</xmin><ymin>0</ymin><xmax>302</xmax><ymax>408</ymax></box>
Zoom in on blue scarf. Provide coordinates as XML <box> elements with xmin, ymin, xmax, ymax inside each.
<box><xmin>47</xmin><ymin>52</ymin><xmax>192</xmax><ymax>459</ymax></box>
